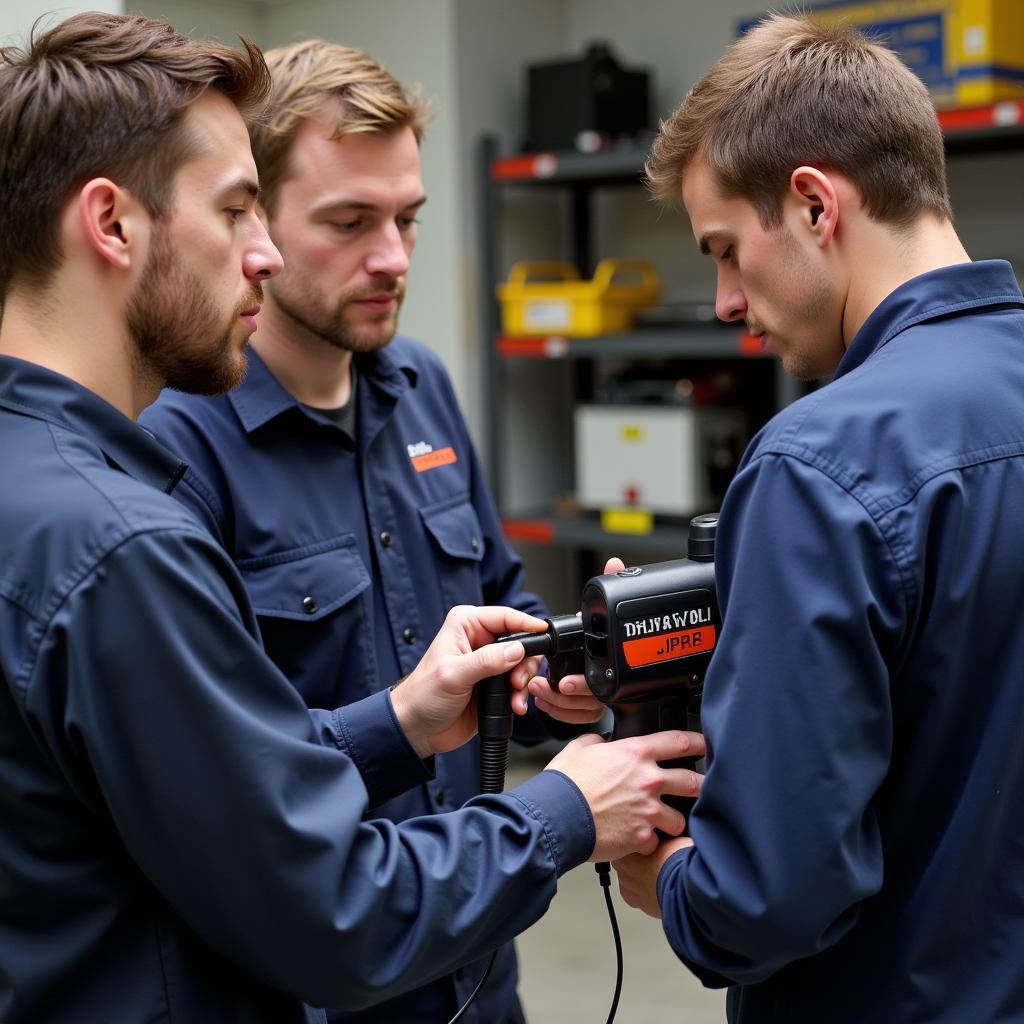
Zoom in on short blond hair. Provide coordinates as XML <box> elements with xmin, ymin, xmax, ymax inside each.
<box><xmin>646</xmin><ymin>12</ymin><xmax>951</xmax><ymax>227</ymax></box>
<box><xmin>249</xmin><ymin>39</ymin><xmax>432</xmax><ymax>215</ymax></box>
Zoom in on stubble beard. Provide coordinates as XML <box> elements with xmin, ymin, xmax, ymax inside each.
<box><xmin>127</xmin><ymin>226</ymin><xmax>258</xmax><ymax>396</ymax></box>
<box><xmin>271</xmin><ymin>273</ymin><xmax>404</xmax><ymax>355</ymax></box>
<box><xmin>771</xmin><ymin>227</ymin><xmax>840</xmax><ymax>382</ymax></box>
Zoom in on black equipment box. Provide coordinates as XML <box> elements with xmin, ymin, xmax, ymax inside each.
<box><xmin>526</xmin><ymin>42</ymin><xmax>650</xmax><ymax>152</ymax></box>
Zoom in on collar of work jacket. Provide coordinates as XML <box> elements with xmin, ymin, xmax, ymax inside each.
<box><xmin>227</xmin><ymin>343</ymin><xmax>420</xmax><ymax>435</ymax></box>
<box><xmin>834</xmin><ymin>258</ymin><xmax>1024</xmax><ymax>382</ymax></box>
<box><xmin>0</xmin><ymin>355</ymin><xmax>187</xmax><ymax>493</ymax></box>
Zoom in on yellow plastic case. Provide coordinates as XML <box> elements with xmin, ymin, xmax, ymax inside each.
<box><xmin>497</xmin><ymin>259</ymin><xmax>661</xmax><ymax>337</ymax></box>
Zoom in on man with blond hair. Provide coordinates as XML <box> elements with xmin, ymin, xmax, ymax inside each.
<box><xmin>140</xmin><ymin>38</ymin><xmax>612</xmax><ymax>1024</ymax></box>
<box><xmin>612</xmin><ymin>11</ymin><xmax>1024</xmax><ymax>1023</ymax></box>
<box><xmin>0</xmin><ymin>14</ymin><xmax>702</xmax><ymax>1024</ymax></box>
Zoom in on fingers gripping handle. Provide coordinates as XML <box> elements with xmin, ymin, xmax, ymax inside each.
<box><xmin>610</xmin><ymin>693</ymin><xmax>702</xmax><ymax>829</ymax></box>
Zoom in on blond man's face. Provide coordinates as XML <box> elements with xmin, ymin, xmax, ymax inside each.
<box><xmin>264</xmin><ymin>121</ymin><xmax>425</xmax><ymax>353</ymax></box>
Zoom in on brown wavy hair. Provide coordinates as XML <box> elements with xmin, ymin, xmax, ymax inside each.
<box><xmin>0</xmin><ymin>12</ymin><xmax>271</xmax><ymax>298</ymax></box>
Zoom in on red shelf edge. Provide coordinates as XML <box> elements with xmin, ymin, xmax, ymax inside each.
<box><xmin>491</xmin><ymin>102</ymin><xmax>1024</xmax><ymax>182</ymax></box>
<box><xmin>502</xmin><ymin>518</ymin><xmax>556</xmax><ymax>545</ymax></box>
<box><xmin>491</xmin><ymin>153</ymin><xmax>560</xmax><ymax>181</ymax></box>
<box><xmin>938</xmin><ymin>100</ymin><xmax>1024</xmax><ymax>134</ymax></box>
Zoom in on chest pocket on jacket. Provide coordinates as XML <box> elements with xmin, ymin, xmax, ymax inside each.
<box><xmin>420</xmin><ymin>495</ymin><xmax>486</xmax><ymax>610</ymax></box>
<box><xmin>236</xmin><ymin>537</ymin><xmax>373</xmax><ymax>707</ymax></box>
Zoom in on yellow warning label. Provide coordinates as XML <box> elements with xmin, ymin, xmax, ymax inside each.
<box><xmin>601</xmin><ymin>507</ymin><xmax>654</xmax><ymax>535</ymax></box>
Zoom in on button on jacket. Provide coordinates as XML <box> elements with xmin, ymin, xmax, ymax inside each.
<box><xmin>657</xmin><ymin>261</ymin><xmax>1024</xmax><ymax>1022</ymax></box>
<box><xmin>0</xmin><ymin>356</ymin><xmax>595</xmax><ymax>1024</ymax></box>
<box><xmin>140</xmin><ymin>336</ymin><xmax>562</xmax><ymax>1022</ymax></box>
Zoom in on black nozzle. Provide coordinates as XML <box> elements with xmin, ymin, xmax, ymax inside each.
<box><xmin>545</xmin><ymin>613</ymin><xmax>585</xmax><ymax>654</ymax></box>
<box><xmin>687</xmin><ymin>513</ymin><xmax>718</xmax><ymax>562</ymax></box>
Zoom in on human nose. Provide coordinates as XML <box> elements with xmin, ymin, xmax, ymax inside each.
<box><xmin>244</xmin><ymin>220</ymin><xmax>283</xmax><ymax>281</ymax></box>
<box><xmin>715</xmin><ymin>275</ymin><xmax>747</xmax><ymax>323</ymax></box>
<box><xmin>365</xmin><ymin>222</ymin><xmax>410</xmax><ymax>279</ymax></box>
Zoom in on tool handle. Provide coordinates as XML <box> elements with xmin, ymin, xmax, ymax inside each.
<box><xmin>610</xmin><ymin>692</ymin><xmax>703</xmax><ymax>834</ymax></box>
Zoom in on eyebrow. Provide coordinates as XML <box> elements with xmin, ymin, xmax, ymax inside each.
<box><xmin>309</xmin><ymin>195</ymin><xmax>428</xmax><ymax>217</ymax></box>
<box><xmin>218</xmin><ymin>177</ymin><xmax>261</xmax><ymax>203</ymax></box>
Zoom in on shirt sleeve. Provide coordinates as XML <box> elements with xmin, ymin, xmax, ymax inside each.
<box><xmin>29</xmin><ymin>527</ymin><xmax>593</xmax><ymax>1011</ymax></box>
<box><xmin>657</xmin><ymin>451</ymin><xmax>906</xmax><ymax>985</ymax></box>
<box><xmin>307</xmin><ymin>689</ymin><xmax>435</xmax><ymax>806</ymax></box>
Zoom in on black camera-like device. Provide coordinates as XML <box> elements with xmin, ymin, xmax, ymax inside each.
<box><xmin>479</xmin><ymin>513</ymin><xmax>720</xmax><ymax>824</ymax></box>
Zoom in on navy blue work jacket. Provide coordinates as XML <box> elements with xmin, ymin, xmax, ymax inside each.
<box><xmin>658</xmin><ymin>260</ymin><xmax>1024</xmax><ymax>1022</ymax></box>
<box><xmin>141</xmin><ymin>337</ymin><xmax>560</xmax><ymax>1022</ymax></box>
<box><xmin>0</xmin><ymin>355</ymin><xmax>595</xmax><ymax>1024</ymax></box>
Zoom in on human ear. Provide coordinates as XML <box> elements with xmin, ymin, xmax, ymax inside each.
<box><xmin>789</xmin><ymin>166</ymin><xmax>839</xmax><ymax>247</ymax></box>
<box><xmin>77</xmin><ymin>178</ymin><xmax>146</xmax><ymax>271</ymax></box>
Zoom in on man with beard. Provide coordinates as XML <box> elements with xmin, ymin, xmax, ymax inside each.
<box><xmin>611</xmin><ymin>12</ymin><xmax>1024</xmax><ymax>1024</ymax></box>
<box><xmin>0</xmin><ymin>14</ymin><xmax>703</xmax><ymax>1024</ymax></box>
<box><xmin>141</xmin><ymin>40</ymin><xmax>604</xmax><ymax>1024</ymax></box>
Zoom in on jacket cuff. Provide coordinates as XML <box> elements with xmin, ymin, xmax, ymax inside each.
<box><xmin>507</xmin><ymin>769</ymin><xmax>596</xmax><ymax>874</ymax></box>
<box><xmin>331</xmin><ymin>689</ymin><xmax>435</xmax><ymax>806</ymax></box>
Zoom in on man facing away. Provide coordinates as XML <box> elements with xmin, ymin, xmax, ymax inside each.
<box><xmin>140</xmin><ymin>39</ymin><xmax>606</xmax><ymax>1023</ymax></box>
<box><xmin>613</xmin><ymin>12</ymin><xmax>1024</xmax><ymax>1023</ymax></box>
<box><xmin>0</xmin><ymin>14</ymin><xmax>702</xmax><ymax>1023</ymax></box>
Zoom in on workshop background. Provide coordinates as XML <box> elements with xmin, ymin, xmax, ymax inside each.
<box><xmin>5</xmin><ymin>2</ymin><xmax>1023</xmax><ymax>1021</ymax></box>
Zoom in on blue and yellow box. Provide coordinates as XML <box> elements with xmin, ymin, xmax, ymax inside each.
<box><xmin>739</xmin><ymin>1</ymin><xmax>1024</xmax><ymax>108</ymax></box>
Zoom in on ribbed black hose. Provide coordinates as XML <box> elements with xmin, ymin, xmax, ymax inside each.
<box><xmin>477</xmin><ymin>628</ymin><xmax>555</xmax><ymax>794</ymax></box>
<box><xmin>479</xmin><ymin>735</ymin><xmax>510</xmax><ymax>794</ymax></box>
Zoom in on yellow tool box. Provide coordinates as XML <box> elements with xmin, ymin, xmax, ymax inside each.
<box><xmin>497</xmin><ymin>259</ymin><xmax>661</xmax><ymax>337</ymax></box>
<box><xmin>739</xmin><ymin>1</ymin><xmax>1024</xmax><ymax>108</ymax></box>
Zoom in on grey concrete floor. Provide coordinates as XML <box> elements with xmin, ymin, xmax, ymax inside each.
<box><xmin>508</xmin><ymin>747</ymin><xmax>726</xmax><ymax>1024</ymax></box>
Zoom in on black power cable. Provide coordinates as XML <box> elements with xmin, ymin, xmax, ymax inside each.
<box><xmin>595</xmin><ymin>861</ymin><xmax>623</xmax><ymax>1024</ymax></box>
<box><xmin>455</xmin><ymin>624</ymin><xmax>622</xmax><ymax>1024</ymax></box>
<box><xmin>447</xmin><ymin>950</ymin><xmax>497</xmax><ymax>1024</ymax></box>
<box><xmin>448</xmin><ymin>639</ymin><xmax>543</xmax><ymax>1024</ymax></box>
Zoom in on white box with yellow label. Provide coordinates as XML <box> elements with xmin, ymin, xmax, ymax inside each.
<box><xmin>574</xmin><ymin>404</ymin><xmax>747</xmax><ymax>515</ymax></box>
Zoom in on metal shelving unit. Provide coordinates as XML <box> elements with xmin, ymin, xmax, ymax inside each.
<box><xmin>478</xmin><ymin>101</ymin><xmax>1024</xmax><ymax>555</ymax></box>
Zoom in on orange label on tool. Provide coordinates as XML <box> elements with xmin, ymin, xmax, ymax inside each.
<box><xmin>621</xmin><ymin>625</ymin><xmax>717</xmax><ymax>668</ymax></box>
<box><xmin>412</xmin><ymin>447</ymin><xmax>457</xmax><ymax>473</ymax></box>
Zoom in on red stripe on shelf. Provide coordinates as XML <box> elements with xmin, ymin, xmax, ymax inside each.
<box><xmin>491</xmin><ymin>153</ymin><xmax>559</xmax><ymax>180</ymax></box>
<box><xmin>738</xmin><ymin>332</ymin><xmax>764</xmax><ymax>355</ymax></box>
<box><xmin>938</xmin><ymin>101</ymin><xmax>1024</xmax><ymax>133</ymax></box>
<box><xmin>497</xmin><ymin>336</ymin><xmax>548</xmax><ymax>357</ymax></box>
<box><xmin>502</xmin><ymin>519</ymin><xmax>556</xmax><ymax>544</ymax></box>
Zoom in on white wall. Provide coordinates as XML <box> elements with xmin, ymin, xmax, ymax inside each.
<box><xmin>138</xmin><ymin>0</ymin><xmax>260</xmax><ymax>43</ymax></box>
<box><xmin>261</xmin><ymin>0</ymin><xmax>466</xmax><ymax>407</ymax></box>
<box><xmin>1</xmin><ymin>0</ymin><xmax>123</xmax><ymax>45</ymax></box>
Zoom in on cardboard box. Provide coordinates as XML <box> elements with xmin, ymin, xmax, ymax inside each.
<box><xmin>739</xmin><ymin>1</ymin><xmax>1024</xmax><ymax>108</ymax></box>
<box><xmin>574</xmin><ymin>404</ymin><xmax>747</xmax><ymax>515</ymax></box>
